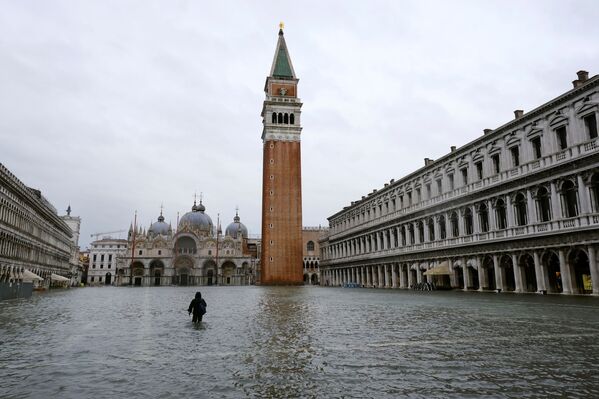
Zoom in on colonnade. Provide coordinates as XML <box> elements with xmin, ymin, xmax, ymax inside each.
<box><xmin>322</xmin><ymin>244</ymin><xmax>599</xmax><ymax>295</ymax></box>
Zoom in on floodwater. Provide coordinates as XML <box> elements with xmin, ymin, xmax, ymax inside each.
<box><xmin>1</xmin><ymin>287</ymin><xmax>599</xmax><ymax>399</ymax></box>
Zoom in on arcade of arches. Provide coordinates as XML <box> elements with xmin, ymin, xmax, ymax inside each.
<box><xmin>322</xmin><ymin>246</ymin><xmax>599</xmax><ymax>295</ymax></box>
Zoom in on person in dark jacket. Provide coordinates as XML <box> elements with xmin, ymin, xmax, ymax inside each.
<box><xmin>188</xmin><ymin>291</ymin><xmax>207</xmax><ymax>323</ymax></box>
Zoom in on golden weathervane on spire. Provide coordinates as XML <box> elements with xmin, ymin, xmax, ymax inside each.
<box><xmin>279</xmin><ymin>21</ymin><xmax>285</xmax><ymax>30</ymax></box>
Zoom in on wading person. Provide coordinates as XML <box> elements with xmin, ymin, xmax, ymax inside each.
<box><xmin>188</xmin><ymin>291</ymin><xmax>207</xmax><ymax>323</ymax></box>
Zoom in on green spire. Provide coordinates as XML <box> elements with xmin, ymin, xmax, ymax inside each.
<box><xmin>269</xmin><ymin>28</ymin><xmax>295</xmax><ymax>79</ymax></box>
<box><xmin>273</xmin><ymin>41</ymin><xmax>293</xmax><ymax>78</ymax></box>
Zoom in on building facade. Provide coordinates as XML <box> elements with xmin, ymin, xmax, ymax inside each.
<box><xmin>302</xmin><ymin>227</ymin><xmax>328</xmax><ymax>285</ymax></box>
<box><xmin>260</xmin><ymin>26</ymin><xmax>304</xmax><ymax>285</ymax></box>
<box><xmin>61</xmin><ymin>206</ymin><xmax>83</xmax><ymax>285</ymax></box>
<box><xmin>116</xmin><ymin>203</ymin><xmax>258</xmax><ymax>286</ymax></box>
<box><xmin>320</xmin><ymin>71</ymin><xmax>599</xmax><ymax>296</ymax></box>
<box><xmin>0</xmin><ymin>163</ymin><xmax>73</xmax><ymax>299</ymax></box>
<box><xmin>87</xmin><ymin>237</ymin><xmax>127</xmax><ymax>285</ymax></box>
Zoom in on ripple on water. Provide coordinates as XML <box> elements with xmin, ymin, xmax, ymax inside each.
<box><xmin>1</xmin><ymin>287</ymin><xmax>599</xmax><ymax>398</ymax></box>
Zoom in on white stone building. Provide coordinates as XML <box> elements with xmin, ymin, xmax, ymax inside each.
<box><xmin>116</xmin><ymin>201</ymin><xmax>258</xmax><ymax>286</ymax></box>
<box><xmin>0</xmin><ymin>163</ymin><xmax>73</xmax><ymax>299</ymax></box>
<box><xmin>320</xmin><ymin>71</ymin><xmax>599</xmax><ymax>296</ymax></box>
<box><xmin>61</xmin><ymin>206</ymin><xmax>83</xmax><ymax>285</ymax></box>
<box><xmin>88</xmin><ymin>238</ymin><xmax>127</xmax><ymax>285</ymax></box>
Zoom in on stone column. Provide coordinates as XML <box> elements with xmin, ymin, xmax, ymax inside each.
<box><xmin>461</xmin><ymin>257</ymin><xmax>468</xmax><ymax>290</ymax></box>
<box><xmin>407</xmin><ymin>265</ymin><xmax>414</xmax><ymax>288</ymax></box>
<box><xmin>526</xmin><ymin>189</ymin><xmax>536</xmax><ymax>224</ymax></box>
<box><xmin>396</xmin><ymin>227</ymin><xmax>401</xmax><ymax>247</ymax></box>
<box><xmin>512</xmin><ymin>254</ymin><xmax>524</xmax><ymax>293</ymax></box>
<box><xmin>399</xmin><ymin>265</ymin><xmax>407</xmax><ymax>288</ymax></box>
<box><xmin>493</xmin><ymin>255</ymin><xmax>504</xmax><ymax>291</ymax></box>
<box><xmin>533</xmin><ymin>251</ymin><xmax>545</xmax><ymax>293</ymax></box>
<box><xmin>390</xmin><ymin>229</ymin><xmax>396</xmax><ymax>248</ymax></box>
<box><xmin>392</xmin><ymin>263</ymin><xmax>398</xmax><ymax>288</ymax></box>
<box><xmin>588</xmin><ymin>246</ymin><xmax>599</xmax><ymax>295</ymax></box>
<box><xmin>578</xmin><ymin>174</ymin><xmax>589</xmax><ymax>214</ymax></box>
<box><xmin>416</xmin><ymin>266</ymin><xmax>423</xmax><ymax>284</ymax></box>
<box><xmin>488</xmin><ymin>200</ymin><xmax>496</xmax><ymax>231</ymax></box>
<box><xmin>366</xmin><ymin>266</ymin><xmax>371</xmax><ymax>287</ymax></box>
<box><xmin>506</xmin><ymin>196</ymin><xmax>515</xmax><ymax>228</ymax></box>
<box><xmin>377</xmin><ymin>265</ymin><xmax>383</xmax><ymax>288</ymax></box>
<box><xmin>559</xmin><ymin>249</ymin><xmax>573</xmax><ymax>294</ymax></box>
<box><xmin>550</xmin><ymin>181</ymin><xmax>560</xmax><ymax>220</ymax></box>
<box><xmin>376</xmin><ymin>233</ymin><xmax>381</xmax><ymax>252</ymax></box>
<box><xmin>477</xmin><ymin>259</ymin><xmax>486</xmax><ymax>291</ymax></box>
<box><xmin>473</xmin><ymin>209</ymin><xmax>481</xmax><ymax>234</ymax></box>
<box><xmin>382</xmin><ymin>264</ymin><xmax>388</xmax><ymax>287</ymax></box>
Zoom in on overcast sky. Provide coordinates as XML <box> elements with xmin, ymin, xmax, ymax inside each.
<box><xmin>1</xmin><ymin>0</ymin><xmax>598</xmax><ymax>248</ymax></box>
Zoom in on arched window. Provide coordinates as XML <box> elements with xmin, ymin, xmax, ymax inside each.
<box><xmin>514</xmin><ymin>193</ymin><xmax>527</xmax><ymax>226</ymax></box>
<box><xmin>401</xmin><ymin>226</ymin><xmax>407</xmax><ymax>246</ymax></box>
<box><xmin>450</xmin><ymin>212</ymin><xmax>459</xmax><ymax>237</ymax></box>
<box><xmin>290</xmin><ymin>113</ymin><xmax>295</xmax><ymax>124</ymax></box>
<box><xmin>284</xmin><ymin>113</ymin><xmax>289</xmax><ymax>124</ymax></box>
<box><xmin>535</xmin><ymin>186</ymin><xmax>551</xmax><ymax>222</ymax></box>
<box><xmin>427</xmin><ymin>218</ymin><xmax>435</xmax><ymax>241</ymax></box>
<box><xmin>561</xmin><ymin>180</ymin><xmax>579</xmax><ymax>218</ymax></box>
<box><xmin>464</xmin><ymin>208</ymin><xmax>474</xmax><ymax>235</ymax></box>
<box><xmin>590</xmin><ymin>174</ymin><xmax>599</xmax><ymax>212</ymax></box>
<box><xmin>272</xmin><ymin>112</ymin><xmax>277</xmax><ymax>123</ymax></box>
<box><xmin>408</xmin><ymin>224</ymin><xmax>415</xmax><ymax>244</ymax></box>
<box><xmin>478</xmin><ymin>203</ymin><xmax>489</xmax><ymax>232</ymax></box>
<box><xmin>495</xmin><ymin>199</ymin><xmax>507</xmax><ymax>229</ymax></box>
<box><xmin>439</xmin><ymin>215</ymin><xmax>447</xmax><ymax>239</ymax></box>
<box><xmin>417</xmin><ymin>221</ymin><xmax>424</xmax><ymax>243</ymax></box>
<box><xmin>278</xmin><ymin>113</ymin><xmax>283</xmax><ymax>123</ymax></box>
<box><xmin>307</xmin><ymin>241</ymin><xmax>315</xmax><ymax>252</ymax></box>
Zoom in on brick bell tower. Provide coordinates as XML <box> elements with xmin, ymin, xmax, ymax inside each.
<box><xmin>260</xmin><ymin>24</ymin><xmax>303</xmax><ymax>285</ymax></box>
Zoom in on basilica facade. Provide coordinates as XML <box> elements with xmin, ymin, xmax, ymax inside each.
<box><xmin>320</xmin><ymin>70</ymin><xmax>599</xmax><ymax>296</ymax></box>
<box><xmin>115</xmin><ymin>200</ymin><xmax>258</xmax><ymax>287</ymax></box>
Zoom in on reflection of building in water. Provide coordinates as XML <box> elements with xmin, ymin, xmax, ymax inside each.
<box><xmin>116</xmin><ymin>201</ymin><xmax>259</xmax><ymax>286</ymax></box>
<box><xmin>1</xmin><ymin>163</ymin><xmax>74</xmax><ymax>300</ymax></box>
<box><xmin>320</xmin><ymin>71</ymin><xmax>599</xmax><ymax>295</ymax></box>
<box><xmin>302</xmin><ymin>227</ymin><xmax>328</xmax><ymax>285</ymax></box>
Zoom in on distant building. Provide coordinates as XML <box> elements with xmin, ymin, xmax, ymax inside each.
<box><xmin>116</xmin><ymin>203</ymin><xmax>259</xmax><ymax>286</ymax></box>
<box><xmin>88</xmin><ymin>238</ymin><xmax>127</xmax><ymax>285</ymax></box>
<box><xmin>61</xmin><ymin>205</ymin><xmax>83</xmax><ymax>285</ymax></box>
<box><xmin>320</xmin><ymin>71</ymin><xmax>599</xmax><ymax>296</ymax></box>
<box><xmin>0</xmin><ymin>163</ymin><xmax>73</xmax><ymax>299</ymax></box>
<box><xmin>302</xmin><ymin>227</ymin><xmax>328</xmax><ymax>285</ymax></box>
<box><xmin>79</xmin><ymin>250</ymin><xmax>89</xmax><ymax>284</ymax></box>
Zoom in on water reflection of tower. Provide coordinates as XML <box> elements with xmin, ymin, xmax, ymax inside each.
<box><xmin>260</xmin><ymin>24</ymin><xmax>303</xmax><ymax>285</ymax></box>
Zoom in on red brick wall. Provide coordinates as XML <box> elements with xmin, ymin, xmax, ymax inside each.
<box><xmin>260</xmin><ymin>140</ymin><xmax>303</xmax><ymax>284</ymax></box>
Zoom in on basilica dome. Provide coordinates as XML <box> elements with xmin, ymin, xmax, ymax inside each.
<box><xmin>225</xmin><ymin>211</ymin><xmax>248</xmax><ymax>239</ymax></box>
<box><xmin>179</xmin><ymin>201</ymin><xmax>213</xmax><ymax>232</ymax></box>
<box><xmin>148</xmin><ymin>213</ymin><xmax>170</xmax><ymax>236</ymax></box>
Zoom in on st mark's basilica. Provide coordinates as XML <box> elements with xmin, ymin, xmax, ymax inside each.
<box><xmin>115</xmin><ymin>200</ymin><xmax>259</xmax><ymax>287</ymax></box>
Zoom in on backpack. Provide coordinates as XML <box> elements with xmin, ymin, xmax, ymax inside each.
<box><xmin>196</xmin><ymin>300</ymin><xmax>206</xmax><ymax>316</ymax></box>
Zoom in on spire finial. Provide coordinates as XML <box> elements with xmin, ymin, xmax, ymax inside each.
<box><xmin>160</xmin><ymin>203</ymin><xmax>164</xmax><ymax>216</ymax></box>
<box><xmin>235</xmin><ymin>205</ymin><xmax>239</xmax><ymax>217</ymax></box>
<box><xmin>193</xmin><ymin>192</ymin><xmax>197</xmax><ymax>206</ymax></box>
<box><xmin>200</xmin><ymin>192</ymin><xmax>203</xmax><ymax>204</ymax></box>
<box><xmin>279</xmin><ymin>21</ymin><xmax>284</xmax><ymax>31</ymax></box>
